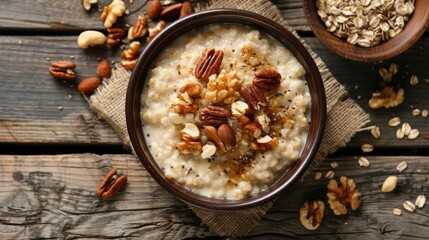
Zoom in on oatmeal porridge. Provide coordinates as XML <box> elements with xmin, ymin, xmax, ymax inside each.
<box><xmin>141</xmin><ymin>24</ymin><xmax>311</xmax><ymax>200</ymax></box>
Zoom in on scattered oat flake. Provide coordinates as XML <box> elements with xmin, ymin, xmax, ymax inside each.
<box><xmin>402</xmin><ymin>122</ymin><xmax>411</xmax><ymax>136</ymax></box>
<box><xmin>388</xmin><ymin>117</ymin><xmax>401</xmax><ymax>127</ymax></box>
<box><xmin>371</xmin><ymin>126</ymin><xmax>381</xmax><ymax>139</ymax></box>
<box><xmin>315</xmin><ymin>172</ymin><xmax>322</xmax><ymax>180</ymax></box>
<box><xmin>412</xmin><ymin>108</ymin><xmax>421</xmax><ymax>117</ymax></box>
<box><xmin>381</xmin><ymin>176</ymin><xmax>397</xmax><ymax>193</ymax></box>
<box><xmin>392</xmin><ymin>208</ymin><xmax>402</xmax><ymax>216</ymax></box>
<box><xmin>330</xmin><ymin>161</ymin><xmax>339</xmax><ymax>169</ymax></box>
<box><xmin>396</xmin><ymin>161</ymin><xmax>408</xmax><ymax>173</ymax></box>
<box><xmin>361</xmin><ymin>143</ymin><xmax>374</xmax><ymax>153</ymax></box>
<box><xmin>46</xmin><ymin>57</ymin><xmax>51</xmax><ymax>62</ymax></box>
<box><xmin>389</xmin><ymin>63</ymin><xmax>398</xmax><ymax>75</ymax></box>
<box><xmin>57</xmin><ymin>105</ymin><xmax>64</xmax><ymax>111</ymax></box>
<box><xmin>407</xmin><ymin>129</ymin><xmax>419</xmax><ymax>140</ymax></box>
<box><xmin>422</xmin><ymin>109</ymin><xmax>428</xmax><ymax>118</ymax></box>
<box><xmin>403</xmin><ymin>200</ymin><xmax>416</xmax><ymax>213</ymax></box>
<box><xmin>415</xmin><ymin>195</ymin><xmax>426</xmax><ymax>208</ymax></box>
<box><xmin>410</xmin><ymin>75</ymin><xmax>418</xmax><ymax>86</ymax></box>
<box><xmin>325</xmin><ymin>170</ymin><xmax>335</xmax><ymax>179</ymax></box>
<box><xmin>18</xmin><ymin>39</ymin><xmax>23</xmax><ymax>45</ymax></box>
<box><xmin>67</xmin><ymin>95</ymin><xmax>73</xmax><ymax>100</ymax></box>
<box><xmin>70</xmin><ymin>55</ymin><xmax>75</xmax><ymax>59</ymax></box>
<box><xmin>396</xmin><ymin>128</ymin><xmax>405</xmax><ymax>139</ymax></box>
<box><xmin>358</xmin><ymin>157</ymin><xmax>370</xmax><ymax>167</ymax></box>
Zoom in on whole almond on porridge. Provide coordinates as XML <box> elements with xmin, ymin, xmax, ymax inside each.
<box><xmin>218</xmin><ymin>124</ymin><xmax>236</xmax><ymax>147</ymax></box>
<box><xmin>204</xmin><ymin>126</ymin><xmax>227</xmax><ymax>153</ymax></box>
<box><xmin>96</xmin><ymin>60</ymin><xmax>111</xmax><ymax>78</ymax></box>
<box><xmin>147</xmin><ymin>0</ymin><xmax>162</xmax><ymax>19</ymax></box>
<box><xmin>78</xmin><ymin>77</ymin><xmax>101</xmax><ymax>96</ymax></box>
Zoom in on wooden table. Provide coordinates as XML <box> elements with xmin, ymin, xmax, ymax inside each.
<box><xmin>1</xmin><ymin>0</ymin><xmax>428</xmax><ymax>239</ymax></box>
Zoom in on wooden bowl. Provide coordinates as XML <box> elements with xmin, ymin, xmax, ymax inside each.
<box><xmin>125</xmin><ymin>9</ymin><xmax>326</xmax><ymax>210</ymax></box>
<box><xmin>302</xmin><ymin>0</ymin><xmax>429</xmax><ymax>62</ymax></box>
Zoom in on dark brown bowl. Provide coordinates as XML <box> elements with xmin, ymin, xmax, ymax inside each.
<box><xmin>302</xmin><ymin>0</ymin><xmax>429</xmax><ymax>62</ymax></box>
<box><xmin>126</xmin><ymin>9</ymin><xmax>326</xmax><ymax>211</ymax></box>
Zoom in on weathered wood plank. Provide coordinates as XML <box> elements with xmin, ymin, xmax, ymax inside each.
<box><xmin>0</xmin><ymin>36</ymin><xmax>121</xmax><ymax>144</ymax></box>
<box><xmin>0</xmin><ymin>0</ymin><xmax>308</xmax><ymax>32</ymax></box>
<box><xmin>1</xmin><ymin>34</ymin><xmax>429</xmax><ymax>149</ymax></box>
<box><xmin>0</xmin><ymin>154</ymin><xmax>427</xmax><ymax>239</ymax></box>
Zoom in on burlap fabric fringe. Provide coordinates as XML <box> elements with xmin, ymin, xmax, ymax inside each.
<box><xmin>88</xmin><ymin>0</ymin><xmax>370</xmax><ymax>237</ymax></box>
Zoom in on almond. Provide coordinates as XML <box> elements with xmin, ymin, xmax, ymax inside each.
<box><xmin>78</xmin><ymin>77</ymin><xmax>101</xmax><ymax>96</ymax></box>
<box><xmin>147</xmin><ymin>0</ymin><xmax>162</xmax><ymax>20</ymax></box>
<box><xmin>204</xmin><ymin>126</ymin><xmax>227</xmax><ymax>153</ymax></box>
<box><xmin>218</xmin><ymin>124</ymin><xmax>236</xmax><ymax>147</ymax></box>
<box><xmin>180</xmin><ymin>1</ymin><xmax>193</xmax><ymax>18</ymax></box>
<box><xmin>161</xmin><ymin>3</ymin><xmax>182</xmax><ymax>20</ymax></box>
<box><xmin>96</xmin><ymin>60</ymin><xmax>111</xmax><ymax>78</ymax></box>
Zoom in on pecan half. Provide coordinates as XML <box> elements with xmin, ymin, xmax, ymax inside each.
<box><xmin>195</xmin><ymin>49</ymin><xmax>224</xmax><ymax>82</ymax></box>
<box><xmin>239</xmin><ymin>84</ymin><xmax>267</xmax><ymax>110</ymax></box>
<box><xmin>253</xmin><ymin>68</ymin><xmax>281</xmax><ymax>90</ymax></box>
<box><xmin>107</xmin><ymin>28</ymin><xmax>125</xmax><ymax>46</ymax></box>
<box><xmin>199</xmin><ymin>105</ymin><xmax>231</xmax><ymax>126</ymax></box>
<box><xmin>132</xmin><ymin>14</ymin><xmax>147</xmax><ymax>39</ymax></box>
<box><xmin>49</xmin><ymin>60</ymin><xmax>77</xmax><ymax>80</ymax></box>
<box><xmin>96</xmin><ymin>168</ymin><xmax>127</xmax><ymax>199</ymax></box>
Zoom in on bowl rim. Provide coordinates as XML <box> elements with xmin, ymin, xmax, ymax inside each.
<box><xmin>126</xmin><ymin>9</ymin><xmax>326</xmax><ymax>211</ymax></box>
<box><xmin>302</xmin><ymin>0</ymin><xmax>429</xmax><ymax>62</ymax></box>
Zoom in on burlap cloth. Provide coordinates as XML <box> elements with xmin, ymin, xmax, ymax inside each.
<box><xmin>88</xmin><ymin>0</ymin><xmax>370</xmax><ymax>237</ymax></box>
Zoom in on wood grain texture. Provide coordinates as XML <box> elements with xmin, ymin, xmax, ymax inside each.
<box><xmin>0</xmin><ymin>36</ymin><xmax>121</xmax><ymax>144</ymax></box>
<box><xmin>0</xmin><ymin>0</ymin><xmax>307</xmax><ymax>32</ymax></box>
<box><xmin>0</xmin><ymin>154</ymin><xmax>427</xmax><ymax>239</ymax></box>
<box><xmin>1</xmin><ymin>34</ymin><xmax>429</xmax><ymax>149</ymax></box>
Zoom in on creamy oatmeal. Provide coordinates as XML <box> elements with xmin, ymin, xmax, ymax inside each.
<box><xmin>141</xmin><ymin>24</ymin><xmax>310</xmax><ymax>200</ymax></box>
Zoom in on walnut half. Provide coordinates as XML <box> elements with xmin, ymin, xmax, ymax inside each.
<box><xmin>300</xmin><ymin>199</ymin><xmax>324</xmax><ymax>230</ymax></box>
<box><xmin>327</xmin><ymin>176</ymin><xmax>361</xmax><ymax>215</ymax></box>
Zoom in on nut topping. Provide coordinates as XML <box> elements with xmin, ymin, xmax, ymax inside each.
<box><xmin>160</xmin><ymin>3</ymin><xmax>182</xmax><ymax>20</ymax></box>
<box><xmin>240</xmin><ymin>84</ymin><xmax>268</xmax><ymax>110</ymax></box>
<box><xmin>180</xmin><ymin>82</ymin><xmax>203</xmax><ymax>98</ymax></box>
<box><xmin>180</xmin><ymin>1</ymin><xmax>193</xmax><ymax>18</ymax></box>
<box><xmin>77</xmin><ymin>30</ymin><xmax>106</xmax><ymax>49</ymax></box>
<box><xmin>251</xmin><ymin>136</ymin><xmax>278</xmax><ymax>151</ymax></box>
<box><xmin>96</xmin><ymin>168</ymin><xmax>127</xmax><ymax>199</ymax></box>
<box><xmin>218</xmin><ymin>124</ymin><xmax>236</xmax><ymax>147</ymax></box>
<box><xmin>199</xmin><ymin>105</ymin><xmax>231</xmax><ymax>127</ymax></box>
<box><xmin>204</xmin><ymin>126</ymin><xmax>227</xmax><ymax>153</ymax></box>
<box><xmin>201</xmin><ymin>142</ymin><xmax>217</xmax><ymax>159</ymax></box>
<box><xmin>300</xmin><ymin>199</ymin><xmax>325</xmax><ymax>230</ymax></box>
<box><xmin>132</xmin><ymin>14</ymin><xmax>147</xmax><ymax>39</ymax></box>
<box><xmin>177</xmin><ymin>123</ymin><xmax>201</xmax><ymax>155</ymax></box>
<box><xmin>253</xmin><ymin>68</ymin><xmax>281</xmax><ymax>90</ymax></box>
<box><xmin>147</xmin><ymin>0</ymin><xmax>162</xmax><ymax>19</ymax></box>
<box><xmin>195</xmin><ymin>49</ymin><xmax>224</xmax><ymax>82</ymax></box>
<box><xmin>49</xmin><ymin>60</ymin><xmax>77</xmax><ymax>80</ymax></box>
<box><xmin>96</xmin><ymin>60</ymin><xmax>111</xmax><ymax>78</ymax></box>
